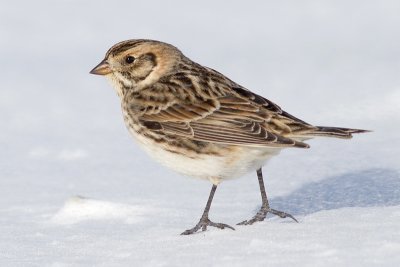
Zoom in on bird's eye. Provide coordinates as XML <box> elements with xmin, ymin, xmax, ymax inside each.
<box><xmin>125</xmin><ymin>56</ymin><xmax>135</xmax><ymax>64</ymax></box>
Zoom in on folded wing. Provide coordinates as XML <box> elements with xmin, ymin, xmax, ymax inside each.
<box><xmin>139</xmin><ymin>86</ymin><xmax>313</xmax><ymax>148</ymax></box>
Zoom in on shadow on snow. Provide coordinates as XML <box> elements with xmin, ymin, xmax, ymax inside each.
<box><xmin>270</xmin><ymin>168</ymin><xmax>400</xmax><ymax>216</ymax></box>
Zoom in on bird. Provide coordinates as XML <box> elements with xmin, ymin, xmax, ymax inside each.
<box><xmin>90</xmin><ymin>39</ymin><xmax>368</xmax><ymax>235</ymax></box>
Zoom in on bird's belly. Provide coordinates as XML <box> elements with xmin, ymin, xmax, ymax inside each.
<box><xmin>129</xmin><ymin>127</ymin><xmax>281</xmax><ymax>184</ymax></box>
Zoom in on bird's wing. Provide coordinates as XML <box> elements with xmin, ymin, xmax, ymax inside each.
<box><xmin>138</xmin><ymin>86</ymin><xmax>312</xmax><ymax>148</ymax></box>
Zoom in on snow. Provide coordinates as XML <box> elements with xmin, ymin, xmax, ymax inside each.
<box><xmin>1</xmin><ymin>0</ymin><xmax>400</xmax><ymax>266</ymax></box>
<box><xmin>50</xmin><ymin>196</ymin><xmax>150</xmax><ymax>225</ymax></box>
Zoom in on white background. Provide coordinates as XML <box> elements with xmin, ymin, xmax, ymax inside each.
<box><xmin>1</xmin><ymin>1</ymin><xmax>399</xmax><ymax>266</ymax></box>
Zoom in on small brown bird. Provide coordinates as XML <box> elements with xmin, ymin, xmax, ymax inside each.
<box><xmin>90</xmin><ymin>39</ymin><xmax>368</xmax><ymax>235</ymax></box>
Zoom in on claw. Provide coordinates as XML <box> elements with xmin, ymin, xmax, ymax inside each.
<box><xmin>181</xmin><ymin>217</ymin><xmax>235</xmax><ymax>235</ymax></box>
<box><xmin>270</xmin><ymin>208</ymin><xmax>298</xmax><ymax>223</ymax></box>
<box><xmin>237</xmin><ymin>206</ymin><xmax>298</xmax><ymax>225</ymax></box>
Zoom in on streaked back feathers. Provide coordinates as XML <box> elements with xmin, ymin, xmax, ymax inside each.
<box><xmin>102</xmin><ymin>39</ymin><xmax>369</xmax><ymax>149</ymax></box>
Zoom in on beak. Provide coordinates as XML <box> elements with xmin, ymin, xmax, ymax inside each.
<box><xmin>90</xmin><ymin>59</ymin><xmax>112</xmax><ymax>75</ymax></box>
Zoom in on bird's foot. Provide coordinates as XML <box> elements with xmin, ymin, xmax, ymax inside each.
<box><xmin>181</xmin><ymin>216</ymin><xmax>235</xmax><ymax>235</ymax></box>
<box><xmin>237</xmin><ymin>206</ymin><xmax>298</xmax><ymax>225</ymax></box>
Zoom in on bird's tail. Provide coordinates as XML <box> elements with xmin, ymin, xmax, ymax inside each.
<box><xmin>307</xmin><ymin>126</ymin><xmax>371</xmax><ymax>139</ymax></box>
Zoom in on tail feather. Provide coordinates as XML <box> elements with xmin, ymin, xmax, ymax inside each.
<box><xmin>308</xmin><ymin>126</ymin><xmax>371</xmax><ymax>139</ymax></box>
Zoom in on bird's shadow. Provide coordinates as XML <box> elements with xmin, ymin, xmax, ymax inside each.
<box><xmin>270</xmin><ymin>168</ymin><xmax>400</xmax><ymax>216</ymax></box>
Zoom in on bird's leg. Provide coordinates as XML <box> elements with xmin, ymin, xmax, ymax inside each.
<box><xmin>238</xmin><ymin>168</ymin><xmax>298</xmax><ymax>225</ymax></box>
<box><xmin>181</xmin><ymin>184</ymin><xmax>235</xmax><ymax>235</ymax></box>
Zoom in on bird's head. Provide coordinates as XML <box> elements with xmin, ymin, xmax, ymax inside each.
<box><xmin>90</xmin><ymin>39</ymin><xmax>183</xmax><ymax>95</ymax></box>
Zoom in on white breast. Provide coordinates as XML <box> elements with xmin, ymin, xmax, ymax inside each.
<box><xmin>127</xmin><ymin>125</ymin><xmax>282</xmax><ymax>185</ymax></box>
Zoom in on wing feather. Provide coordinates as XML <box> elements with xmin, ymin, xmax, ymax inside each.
<box><xmin>138</xmin><ymin>87</ymin><xmax>310</xmax><ymax>148</ymax></box>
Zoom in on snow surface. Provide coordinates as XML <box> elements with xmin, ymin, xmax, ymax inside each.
<box><xmin>1</xmin><ymin>1</ymin><xmax>400</xmax><ymax>266</ymax></box>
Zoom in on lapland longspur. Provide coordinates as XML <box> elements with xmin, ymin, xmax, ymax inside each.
<box><xmin>90</xmin><ymin>39</ymin><xmax>368</xmax><ymax>235</ymax></box>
